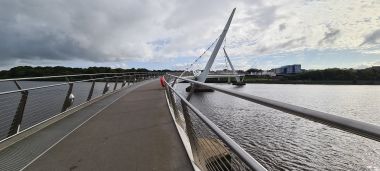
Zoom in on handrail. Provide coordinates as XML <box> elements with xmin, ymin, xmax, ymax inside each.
<box><xmin>0</xmin><ymin>72</ymin><xmax>161</xmax><ymax>140</ymax></box>
<box><xmin>168</xmin><ymin>74</ymin><xmax>380</xmax><ymax>142</ymax></box>
<box><xmin>0</xmin><ymin>72</ymin><xmax>158</xmax><ymax>82</ymax></box>
<box><xmin>0</xmin><ymin>75</ymin><xmax>133</xmax><ymax>96</ymax></box>
<box><xmin>163</xmin><ymin>78</ymin><xmax>267</xmax><ymax>171</ymax></box>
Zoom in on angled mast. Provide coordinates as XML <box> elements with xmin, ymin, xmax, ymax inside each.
<box><xmin>223</xmin><ymin>48</ymin><xmax>241</xmax><ymax>82</ymax></box>
<box><xmin>197</xmin><ymin>8</ymin><xmax>236</xmax><ymax>82</ymax></box>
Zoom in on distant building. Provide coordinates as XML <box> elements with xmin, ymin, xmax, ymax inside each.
<box><xmin>372</xmin><ymin>66</ymin><xmax>380</xmax><ymax>71</ymax></box>
<box><xmin>272</xmin><ymin>64</ymin><xmax>302</xmax><ymax>75</ymax></box>
<box><xmin>214</xmin><ymin>70</ymin><xmax>232</xmax><ymax>74</ymax></box>
<box><xmin>250</xmin><ymin>71</ymin><xmax>276</xmax><ymax>77</ymax></box>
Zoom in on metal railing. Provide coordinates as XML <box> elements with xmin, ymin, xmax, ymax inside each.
<box><xmin>163</xmin><ymin>76</ymin><xmax>267</xmax><ymax>171</ymax></box>
<box><xmin>168</xmin><ymin>74</ymin><xmax>380</xmax><ymax>143</ymax></box>
<box><xmin>0</xmin><ymin>72</ymin><xmax>162</xmax><ymax>141</ymax></box>
<box><xmin>164</xmin><ymin>74</ymin><xmax>380</xmax><ymax>171</ymax></box>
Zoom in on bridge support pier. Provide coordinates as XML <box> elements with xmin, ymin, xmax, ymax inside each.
<box><xmin>185</xmin><ymin>84</ymin><xmax>214</xmax><ymax>93</ymax></box>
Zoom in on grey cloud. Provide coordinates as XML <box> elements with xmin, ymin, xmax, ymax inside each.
<box><xmin>0</xmin><ymin>0</ymin><xmax>328</xmax><ymax>69</ymax></box>
<box><xmin>318</xmin><ymin>28</ymin><xmax>340</xmax><ymax>45</ymax></box>
<box><xmin>360</xmin><ymin>29</ymin><xmax>380</xmax><ymax>46</ymax></box>
<box><xmin>356</xmin><ymin>17</ymin><xmax>372</xmax><ymax>24</ymax></box>
<box><xmin>0</xmin><ymin>28</ymin><xmax>92</xmax><ymax>61</ymax></box>
<box><xmin>253</xmin><ymin>6</ymin><xmax>277</xmax><ymax>29</ymax></box>
<box><xmin>0</xmin><ymin>0</ymin><xmax>170</xmax><ymax>65</ymax></box>
<box><xmin>258</xmin><ymin>37</ymin><xmax>305</xmax><ymax>54</ymax></box>
<box><xmin>279</xmin><ymin>23</ymin><xmax>286</xmax><ymax>31</ymax></box>
<box><xmin>1</xmin><ymin>0</ymin><xmax>377</xmax><ymax>69</ymax></box>
<box><xmin>278</xmin><ymin>37</ymin><xmax>306</xmax><ymax>48</ymax></box>
<box><xmin>1</xmin><ymin>0</ymin><xmax>252</xmax><ymax>67</ymax></box>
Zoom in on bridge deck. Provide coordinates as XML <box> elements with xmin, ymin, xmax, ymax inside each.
<box><xmin>23</xmin><ymin>80</ymin><xmax>193</xmax><ymax>170</ymax></box>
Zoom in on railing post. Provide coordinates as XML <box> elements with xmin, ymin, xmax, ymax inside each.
<box><xmin>180</xmin><ymin>99</ymin><xmax>194</xmax><ymax>135</ymax></box>
<box><xmin>135</xmin><ymin>75</ymin><xmax>138</xmax><ymax>83</ymax></box>
<box><xmin>103</xmin><ymin>78</ymin><xmax>109</xmax><ymax>94</ymax></box>
<box><xmin>186</xmin><ymin>83</ymin><xmax>195</xmax><ymax>101</ymax></box>
<box><xmin>128</xmin><ymin>75</ymin><xmax>132</xmax><ymax>86</ymax></box>
<box><xmin>122</xmin><ymin>76</ymin><xmax>127</xmax><ymax>87</ymax></box>
<box><xmin>8</xmin><ymin>81</ymin><xmax>28</xmax><ymax>137</ymax></box>
<box><xmin>171</xmin><ymin>77</ymin><xmax>178</xmax><ymax>87</ymax></box>
<box><xmin>180</xmin><ymin>98</ymin><xmax>198</xmax><ymax>161</ymax></box>
<box><xmin>61</xmin><ymin>82</ymin><xmax>74</xmax><ymax>112</ymax></box>
<box><xmin>164</xmin><ymin>84</ymin><xmax>171</xmax><ymax>103</ymax></box>
<box><xmin>87</xmin><ymin>79</ymin><xmax>96</xmax><ymax>101</ymax></box>
<box><xmin>166</xmin><ymin>86</ymin><xmax>179</xmax><ymax>119</ymax></box>
<box><xmin>113</xmin><ymin>76</ymin><xmax>118</xmax><ymax>91</ymax></box>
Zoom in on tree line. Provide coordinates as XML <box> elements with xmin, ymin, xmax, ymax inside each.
<box><xmin>1</xmin><ymin>65</ymin><xmax>379</xmax><ymax>81</ymax></box>
<box><xmin>244</xmin><ymin>67</ymin><xmax>380</xmax><ymax>81</ymax></box>
<box><xmin>0</xmin><ymin>66</ymin><xmax>176</xmax><ymax>79</ymax></box>
<box><xmin>286</xmin><ymin>68</ymin><xmax>380</xmax><ymax>81</ymax></box>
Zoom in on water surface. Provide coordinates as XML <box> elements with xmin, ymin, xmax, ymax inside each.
<box><xmin>176</xmin><ymin>83</ymin><xmax>380</xmax><ymax>170</ymax></box>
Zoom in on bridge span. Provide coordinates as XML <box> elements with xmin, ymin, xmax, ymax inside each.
<box><xmin>22</xmin><ymin>79</ymin><xmax>192</xmax><ymax>170</ymax></box>
<box><xmin>1</xmin><ymin>72</ymin><xmax>379</xmax><ymax>171</ymax></box>
<box><xmin>0</xmin><ymin>73</ymin><xmax>196</xmax><ymax>171</ymax></box>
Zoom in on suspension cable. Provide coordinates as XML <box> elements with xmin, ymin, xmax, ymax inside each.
<box><xmin>223</xmin><ymin>38</ymin><xmax>229</xmax><ymax>71</ymax></box>
<box><xmin>179</xmin><ymin>36</ymin><xmax>220</xmax><ymax>77</ymax></box>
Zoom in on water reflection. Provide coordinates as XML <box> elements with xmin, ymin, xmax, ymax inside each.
<box><xmin>176</xmin><ymin>83</ymin><xmax>380</xmax><ymax>170</ymax></box>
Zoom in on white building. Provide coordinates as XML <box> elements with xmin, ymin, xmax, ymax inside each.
<box><xmin>250</xmin><ymin>71</ymin><xmax>276</xmax><ymax>77</ymax></box>
<box><xmin>272</xmin><ymin>64</ymin><xmax>302</xmax><ymax>75</ymax></box>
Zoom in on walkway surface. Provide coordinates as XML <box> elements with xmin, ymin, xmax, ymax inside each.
<box><xmin>24</xmin><ymin>80</ymin><xmax>193</xmax><ymax>171</ymax></box>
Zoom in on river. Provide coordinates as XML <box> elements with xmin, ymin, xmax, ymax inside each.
<box><xmin>176</xmin><ymin>83</ymin><xmax>380</xmax><ymax>170</ymax></box>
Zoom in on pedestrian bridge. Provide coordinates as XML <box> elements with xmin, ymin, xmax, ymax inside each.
<box><xmin>0</xmin><ymin>73</ymin><xmax>379</xmax><ymax>171</ymax></box>
<box><xmin>0</xmin><ymin>73</ymin><xmax>196</xmax><ymax>170</ymax></box>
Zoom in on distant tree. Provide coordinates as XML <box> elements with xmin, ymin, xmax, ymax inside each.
<box><xmin>245</xmin><ymin>68</ymin><xmax>262</xmax><ymax>73</ymax></box>
<box><xmin>135</xmin><ymin>68</ymin><xmax>149</xmax><ymax>72</ymax></box>
<box><xmin>2</xmin><ymin>65</ymin><xmax>378</xmax><ymax>81</ymax></box>
<box><xmin>287</xmin><ymin>67</ymin><xmax>379</xmax><ymax>81</ymax></box>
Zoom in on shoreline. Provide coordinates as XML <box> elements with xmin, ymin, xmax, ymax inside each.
<box><xmin>205</xmin><ymin>79</ymin><xmax>380</xmax><ymax>85</ymax></box>
<box><xmin>242</xmin><ymin>81</ymin><xmax>380</xmax><ymax>85</ymax></box>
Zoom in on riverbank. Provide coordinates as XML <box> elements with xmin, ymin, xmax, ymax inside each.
<box><xmin>205</xmin><ymin>78</ymin><xmax>380</xmax><ymax>85</ymax></box>
<box><xmin>244</xmin><ymin>79</ymin><xmax>380</xmax><ymax>85</ymax></box>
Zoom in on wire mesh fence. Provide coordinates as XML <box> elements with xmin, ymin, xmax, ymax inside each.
<box><xmin>20</xmin><ymin>84</ymin><xmax>68</xmax><ymax>130</ymax></box>
<box><xmin>165</xmin><ymin>73</ymin><xmax>380</xmax><ymax>171</ymax></box>
<box><xmin>0</xmin><ymin>92</ymin><xmax>21</xmax><ymax>140</ymax></box>
<box><xmin>0</xmin><ymin>72</ymin><xmax>161</xmax><ymax>141</ymax></box>
<box><xmin>186</xmin><ymin>106</ymin><xmax>252</xmax><ymax>171</ymax></box>
<box><xmin>164</xmin><ymin>78</ymin><xmax>263</xmax><ymax>171</ymax></box>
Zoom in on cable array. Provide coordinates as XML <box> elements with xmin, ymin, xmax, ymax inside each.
<box><xmin>164</xmin><ymin>76</ymin><xmax>255</xmax><ymax>170</ymax></box>
<box><xmin>0</xmin><ymin>73</ymin><xmax>159</xmax><ymax>140</ymax></box>
<box><xmin>179</xmin><ymin>37</ymin><xmax>220</xmax><ymax>77</ymax></box>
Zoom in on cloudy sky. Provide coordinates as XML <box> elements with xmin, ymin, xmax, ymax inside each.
<box><xmin>0</xmin><ymin>0</ymin><xmax>379</xmax><ymax>70</ymax></box>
